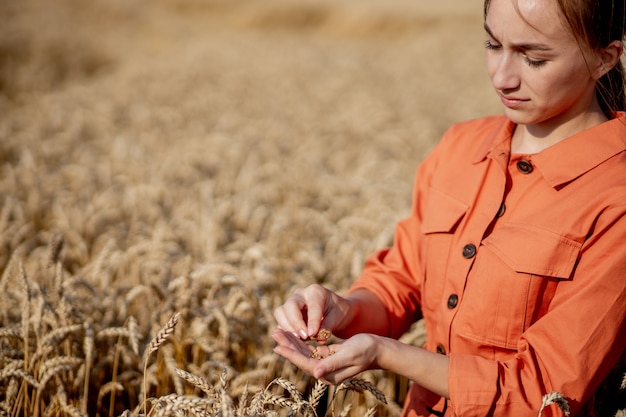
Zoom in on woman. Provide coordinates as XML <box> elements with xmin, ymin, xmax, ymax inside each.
<box><xmin>272</xmin><ymin>0</ymin><xmax>626</xmax><ymax>415</ymax></box>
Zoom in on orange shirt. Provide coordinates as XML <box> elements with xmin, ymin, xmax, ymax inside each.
<box><xmin>349</xmin><ymin>114</ymin><xmax>626</xmax><ymax>417</ymax></box>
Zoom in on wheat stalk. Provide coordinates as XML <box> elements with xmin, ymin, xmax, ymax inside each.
<box><xmin>81</xmin><ymin>321</ymin><xmax>94</xmax><ymax>414</ymax></box>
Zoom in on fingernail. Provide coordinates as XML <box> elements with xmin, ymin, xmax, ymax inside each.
<box><xmin>299</xmin><ymin>329</ymin><xmax>308</xmax><ymax>339</ymax></box>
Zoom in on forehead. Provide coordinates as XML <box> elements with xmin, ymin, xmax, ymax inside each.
<box><xmin>486</xmin><ymin>0</ymin><xmax>571</xmax><ymax>43</ymax></box>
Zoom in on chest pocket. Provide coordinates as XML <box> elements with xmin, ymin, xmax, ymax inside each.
<box><xmin>455</xmin><ymin>222</ymin><xmax>583</xmax><ymax>350</ymax></box>
<box><xmin>420</xmin><ymin>188</ymin><xmax>468</xmax><ymax>314</ymax></box>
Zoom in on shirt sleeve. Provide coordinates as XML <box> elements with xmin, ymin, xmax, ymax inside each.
<box><xmin>448</xmin><ymin>203</ymin><xmax>626</xmax><ymax>416</ymax></box>
<box><xmin>348</xmin><ymin>144</ymin><xmax>442</xmax><ymax>339</ymax></box>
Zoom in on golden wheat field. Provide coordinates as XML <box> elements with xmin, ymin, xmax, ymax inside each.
<box><xmin>1</xmin><ymin>0</ymin><xmax>623</xmax><ymax>416</ymax></box>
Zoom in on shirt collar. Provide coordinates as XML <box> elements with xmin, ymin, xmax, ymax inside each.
<box><xmin>474</xmin><ymin>113</ymin><xmax>626</xmax><ymax>188</ymax></box>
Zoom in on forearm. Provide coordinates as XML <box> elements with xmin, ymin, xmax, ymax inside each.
<box><xmin>376</xmin><ymin>336</ymin><xmax>450</xmax><ymax>399</ymax></box>
<box><xmin>336</xmin><ymin>289</ymin><xmax>390</xmax><ymax>338</ymax></box>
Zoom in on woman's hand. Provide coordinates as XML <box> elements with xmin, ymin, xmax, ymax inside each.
<box><xmin>273</xmin><ymin>284</ymin><xmax>355</xmax><ymax>341</ymax></box>
<box><xmin>271</xmin><ymin>328</ymin><xmax>381</xmax><ymax>385</ymax></box>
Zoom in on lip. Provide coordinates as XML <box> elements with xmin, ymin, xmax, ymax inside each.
<box><xmin>499</xmin><ymin>94</ymin><xmax>529</xmax><ymax>109</ymax></box>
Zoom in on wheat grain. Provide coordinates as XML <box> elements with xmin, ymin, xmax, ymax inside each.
<box><xmin>338</xmin><ymin>403</ymin><xmax>352</xmax><ymax>417</ymax></box>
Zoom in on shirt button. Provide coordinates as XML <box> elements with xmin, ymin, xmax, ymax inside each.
<box><xmin>516</xmin><ymin>159</ymin><xmax>533</xmax><ymax>174</ymax></box>
<box><xmin>447</xmin><ymin>294</ymin><xmax>459</xmax><ymax>309</ymax></box>
<box><xmin>462</xmin><ymin>243</ymin><xmax>477</xmax><ymax>259</ymax></box>
<box><xmin>496</xmin><ymin>202</ymin><xmax>506</xmax><ymax>218</ymax></box>
<box><xmin>436</xmin><ymin>344</ymin><xmax>446</xmax><ymax>355</ymax></box>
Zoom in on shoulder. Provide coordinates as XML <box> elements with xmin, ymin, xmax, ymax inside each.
<box><xmin>428</xmin><ymin>115</ymin><xmax>511</xmax><ymax>160</ymax></box>
<box><xmin>442</xmin><ymin>115</ymin><xmax>509</xmax><ymax>141</ymax></box>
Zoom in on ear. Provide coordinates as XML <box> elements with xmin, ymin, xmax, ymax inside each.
<box><xmin>592</xmin><ymin>40</ymin><xmax>624</xmax><ymax>80</ymax></box>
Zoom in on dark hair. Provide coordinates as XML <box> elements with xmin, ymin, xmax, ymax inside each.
<box><xmin>484</xmin><ymin>0</ymin><xmax>626</xmax><ymax>116</ymax></box>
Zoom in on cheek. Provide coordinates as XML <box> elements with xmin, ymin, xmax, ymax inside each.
<box><xmin>485</xmin><ymin>55</ymin><xmax>498</xmax><ymax>81</ymax></box>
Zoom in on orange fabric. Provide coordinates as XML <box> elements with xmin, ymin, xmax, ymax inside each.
<box><xmin>349</xmin><ymin>114</ymin><xmax>626</xmax><ymax>417</ymax></box>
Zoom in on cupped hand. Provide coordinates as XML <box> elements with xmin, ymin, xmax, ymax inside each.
<box><xmin>273</xmin><ymin>284</ymin><xmax>353</xmax><ymax>341</ymax></box>
<box><xmin>271</xmin><ymin>328</ymin><xmax>381</xmax><ymax>385</ymax></box>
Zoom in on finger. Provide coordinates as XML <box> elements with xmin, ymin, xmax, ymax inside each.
<box><xmin>271</xmin><ymin>330</ymin><xmax>319</xmax><ymax>374</ymax></box>
<box><xmin>274</xmin><ymin>298</ymin><xmax>309</xmax><ymax>340</ymax></box>
<box><xmin>299</xmin><ymin>285</ymin><xmax>327</xmax><ymax>337</ymax></box>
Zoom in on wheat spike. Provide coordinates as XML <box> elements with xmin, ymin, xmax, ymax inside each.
<box><xmin>60</xmin><ymin>404</ymin><xmax>87</xmax><ymax>417</ymax></box>
<box><xmin>336</xmin><ymin>378</ymin><xmax>387</xmax><ymax>405</ymax></box>
<box><xmin>97</xmin><ymin>382</ymin><xmax>124</xmax><ymax>410</ymax></box>
<box><xmin>174</xmin><ymin>368</ymin><xmax>213</xmax><ymax>396</ymax></box>
<box><xmin>538</xmin><ymin>392</ymin><xmax>570</xmax><ymax>417</ymax></box>
<box><xmin>47</xmin><ymin>232</ymin><xmax>65</xmax><ymax>268</ymax></box>
<box><xmin>268</xmin><ymin>377</ymin><xmax>304</xmax><ymax>404</ymax></box>
<box><xmin>38</xmin><ymin>356</ymin><xmax>83</xmax><ymax>390</ymax></box>
<box><xmin>363</xmin><ymin>407</ymin><xmax>377</xmax><ymax>417</ymax></box>
<box><xmin>0</xmin><ymin>368</ymin><xmax>40</xmax><ymax>389</ymax></box>
<box><xmin>127</xmin><ymin>316</ymin><xmax>140</xmax><ymax>356</ymax></box>
<box><xmin>30</xmin><ymin>324</ymin><xmax>83</xmax><ymax>369</ymax></box>
<box><xmin>307</xmin><ymin>379</ymin><xmax>328</xmax><ymax>412</ymax></box>
<box><xmin>143</xmin><ymin>312</ymin><xmax>181</xmax><ymax>416</ymax></box>
<box><xmin>263</xmin><ymin>393</ymin><xmax>297</xmax><ymax>410</ymax></box>
<box><xmin>147</xmin><ymin>312</ymin><xmax>181</xmax><ymax>356</ymax></box>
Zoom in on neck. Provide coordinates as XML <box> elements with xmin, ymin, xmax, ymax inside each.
<box><xmin>511</xmin><ymin>106</ymin><xmax>608</xmax><ymax>155</ymax></box>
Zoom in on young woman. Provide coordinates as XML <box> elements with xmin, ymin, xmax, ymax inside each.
<box><xmin>272</xmin><ymin>0</ymin><xmax>626</xmax><ymax>415</ymax></box>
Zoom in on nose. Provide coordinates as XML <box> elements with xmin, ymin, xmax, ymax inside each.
<box><xmin>489</xmin><ymin>52</ymin><xmax>520</xmax><ymax>92</ymax></box>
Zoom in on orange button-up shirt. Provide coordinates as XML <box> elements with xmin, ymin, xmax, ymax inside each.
<box><xmin>349</xmin><ymin>114</ymin><xmax>626</xmax><ymax>417</ymax></box>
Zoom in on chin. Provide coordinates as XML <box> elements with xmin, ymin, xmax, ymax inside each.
<box><xmin>502</xmin><ymin>108</ymin><xmax>543</xmax><ymax>126</ymax></box>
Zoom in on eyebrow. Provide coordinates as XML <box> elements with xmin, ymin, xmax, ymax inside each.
<box><xmin>483</xmin><ymin>22</ymin><xmax>554</xmax><ymax>52</ymax></box>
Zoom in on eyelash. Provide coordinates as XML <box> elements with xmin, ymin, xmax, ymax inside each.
<box><xmin>484</xmin><ymin>40</ymin><xmax>548</xmax><ymax>68</ymax></box>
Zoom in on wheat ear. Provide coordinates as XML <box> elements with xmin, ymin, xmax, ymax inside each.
<box><xmin>538</xmin><ymin>392</ymin><xmax>570</xmax><ymax>417</ymax></box>
<box><xmin>142</xmin><ymin>312</ymin><xmax>181</xmax><ymax>416</ymax></box>
<box><xmin>336</xmin><ymin>378</ymin><xmax>387</xmax><ymax>405</ymax></box>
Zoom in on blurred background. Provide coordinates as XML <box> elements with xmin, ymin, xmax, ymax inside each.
<box><xmin>0</xmin><ymin>0</ymin><xmax>503</xmax><ymax>415</ymax></box>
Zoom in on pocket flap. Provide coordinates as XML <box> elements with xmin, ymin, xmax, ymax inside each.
<box><xmin>421</xmin><ymin>188</ymin><xmax>469</xmax><ymax>234</ymax></box>
<box><xmin>482</xmin><ymin>223</ymin><xmax>582</xmax><ymax>279</ymax></box>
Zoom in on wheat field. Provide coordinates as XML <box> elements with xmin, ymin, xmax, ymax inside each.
<box><xmin>1</xmin><ymin>0</ymin><xmax>623</xmax><ymax>416</ymax></box>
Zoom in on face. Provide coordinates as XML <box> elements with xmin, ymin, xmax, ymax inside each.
<box><xmin>484</xmin><ymin>0</ymin><xmax>603</xmax><ymax>130</ymax></box>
